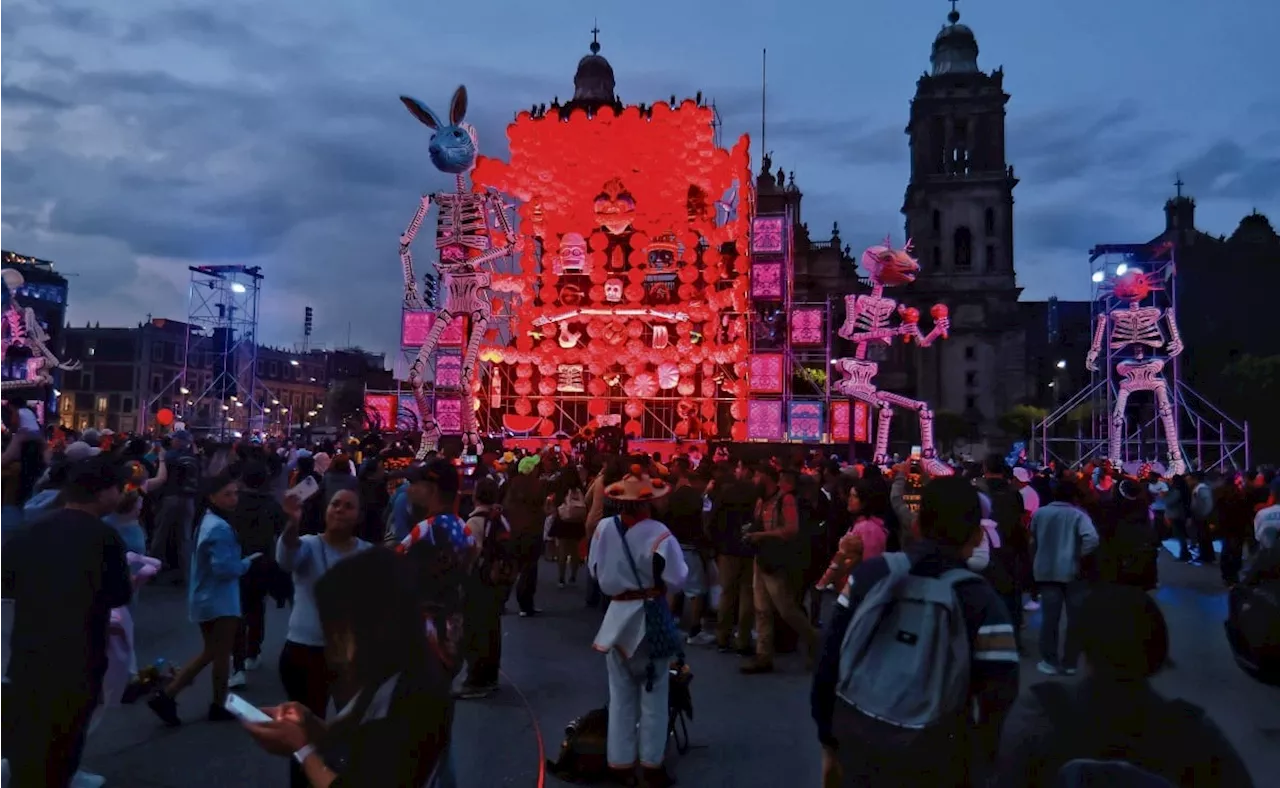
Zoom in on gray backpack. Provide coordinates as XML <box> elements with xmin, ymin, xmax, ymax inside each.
<box><xmin>836</xmin><ymin>552</ymin><xmax>977</xmax><ymax>739</ymax></box>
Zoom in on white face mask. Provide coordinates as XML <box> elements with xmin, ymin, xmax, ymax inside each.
<box><xmin>966</xmin><ymin>533</ymin><xmax>991</xmax><ymax>572</ymax></box>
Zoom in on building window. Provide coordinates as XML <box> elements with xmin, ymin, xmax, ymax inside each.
<box><xmin>932</xmin><ymin>246</ymin><xmax>942</xmax><ymax>269</ymax></box>
<box><xmin>151</xmin><ymin>375</ymin><xmax>162</xmax><ymax>394</ymax></box>
<box><xmin>964</xmin><ymin>345</ymin><xmax>975</xmax><ymax>360</ymax></box>
<box><xmin>984</xmin><ymin>208</ymin><xmax>995</xmax><ymax>235</ymax></box>
<box><xmin>269</xmin><ymin>361</ymin><xmax>279</xmax><ymax>377</ymax></box>
<box><xmin>96</xmin><ymin>396</ymin><xmax>108</xmax><ymax>413</ymax></box>
<box><xmin>986</xmin><ymin>244</ymin><xmax>996</xmax><ymax>270</ymax></box>
<box><xmin>965</xmin><ymin>371</ymin><xmax>977</xmax><ymax>388</ymax></box>
<box><xmin>122</xmin><ymin>397</ymin><xmax>134</xmax><ymax>414</ymax></box>
<box><xmin>151</xmin><ymin>343</ymin><xmax>165</xmax><ymax>363</ymax></box>
<box><xmin>954</xmin><ymin>227</ymin><xmax>972</xmax><ymax>269</ymax></box>
<box><xmin>965</xmin><ymin>395</ymin><xmax>977</xmax><ymax>411</ymax></box>
<box><xmin>931</xmin><ymin>209</ymin><xmax>941</xmax><ymax>233</ymax></box>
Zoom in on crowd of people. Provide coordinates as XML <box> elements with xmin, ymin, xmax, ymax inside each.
<box><xmin>2</xmin><ymin>396</ymin><xmax>1278</xmax><ymax>787</ymax></box>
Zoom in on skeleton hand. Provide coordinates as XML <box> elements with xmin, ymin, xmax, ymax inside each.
<box><xmin>1167</xmin><ymin>337</ymin><xmax>1184</xmax><ymax>357</ymax></box>
<box><xmin>1085</xmin><ymin>349</ymin><xmax>1099</xmax><ymax>372</ymax></box>
<box><xmin>933</xmin><ymin>317</ymin><xmax>951</xmax><ymax>336</ymax></box>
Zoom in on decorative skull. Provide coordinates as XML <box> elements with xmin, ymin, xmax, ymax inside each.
<box><xmin>557</xmin><ymin>232</ymin><xmax>589</xmax><ymax>274</ymax></box>
<box><xmin>604</xmin><ymin>278</ymin><xmax>624</xmax><ymax>303</ymax></box>
<box><xmin>593</xmin><ymin>178</ymin><xmax>636</xmax><ymax>235</ymax></box>
<box><xmin>652</xmin><ymin>325</ymin><xmax>670</xmax><ymax>350</ymax></box>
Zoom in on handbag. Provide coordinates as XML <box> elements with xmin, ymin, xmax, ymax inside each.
<box><xmin>558</xmin><ymin>489</ymin><xmax>587</xmax><ymax>524</ymax></box>
<box><xmin>613</xmin><ymin>518</ymin><xmax>682</xmax><ymax>689</ymax></box>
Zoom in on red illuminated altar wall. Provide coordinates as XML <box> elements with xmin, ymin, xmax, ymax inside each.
<box><xmin>472</xmin><ymin>100</ymin><xmax>754</xmax><ymax>441</ymax></box>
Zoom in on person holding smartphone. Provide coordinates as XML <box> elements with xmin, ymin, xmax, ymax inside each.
<box><xmin>147</xmin><ymin>469</ymin><xmax>262</xmax><ymax>726</ymax></box>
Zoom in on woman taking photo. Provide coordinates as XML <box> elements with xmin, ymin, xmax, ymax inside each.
<box><xmin>147</xmin><ymin>470</ymin><xmax>259</xmax><ymax>725</ymax></box>
<box><xmin>244</xmin><ymin>547</ymin><xmax>454</xmax><ymax>786</ymax></box>
<box><xmin>276</xmin><ymin>487</ymin><xmax>373</xmax><ymax>788</ymax></box>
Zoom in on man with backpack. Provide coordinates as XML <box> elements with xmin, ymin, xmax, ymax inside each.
<box><xmin>456</xmin><ymin>476</ymin><xmax>514</xmax><ymax>699</ymax></box>
<box><xmin>810</xmin><ymin>476</ymin><xmax>1020</xmax><ymax>787</ymax></box>
<box><xmin>977</xmin><ymin>456</ymin><xmax>1032</xmax><ymax>632</ymax></box>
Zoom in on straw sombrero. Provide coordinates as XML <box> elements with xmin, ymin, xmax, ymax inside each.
<box><xmin>604</xmin><ymin>465</ymin><xmax>670</xmax><ymax>502</ymax></box>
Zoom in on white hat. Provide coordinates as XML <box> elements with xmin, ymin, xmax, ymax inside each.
<box><xmin>1012</xmin><ymin>467</ymin><xmax>1032</xmax><ymax>483</ymax></box>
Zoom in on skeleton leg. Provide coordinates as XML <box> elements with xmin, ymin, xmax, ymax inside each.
<box><xmin>873</xmin><ymin>403</ymin><xmax>894</xmax><ymax>465</ymax></box>
<box><xmin>1152</xmin><ymin>379</ymin><xmax>1186</xmax><ymax>476</ymax></box>
<box><xmin>458</xmin><ymin>314</ymin><xmax>489</xmax><ymax>454</ymax></box>
<box><xmin>879</xmin><ymin>391</ymin><xmax>955</xmax><ymax>476</ymax></box>
<box><xmin>409</xmin><ymin>310</ymin><xmax>453</xmax><ymax>458</ymax></box>
<box><xmin>400</xmin><ymin>195</ymin><xmax>431</xmax><ymax>310</ymax></box>
<box><xmin>1109</xmin><ymin>383</ymin><xmax>1134</xmax><ymax>466</ymax></box>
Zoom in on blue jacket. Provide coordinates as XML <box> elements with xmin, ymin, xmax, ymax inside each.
<box><xmin>1030</xmin><ymin>502</ymin><xmax>1099</xmax><ymax>584</ymax></box>
<box><xmin>391</xmin><ymin>483</ymin><xmax>414</xmax><ymax>542</ymax></box>
<box><xmin>189</xmin><ymin>511</ymin><xmax>251</xmax><ymax>622</ymax></box>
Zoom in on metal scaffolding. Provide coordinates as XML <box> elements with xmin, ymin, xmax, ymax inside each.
<box><xmin>180</xmin><ymin>265</ymin><xmax>263</xmax><ymax>439</ymax></box>
<box><xmin>1033</xmin><ymin>243</ymin><xmax>1249</xmax><ymax>472</ymax></box>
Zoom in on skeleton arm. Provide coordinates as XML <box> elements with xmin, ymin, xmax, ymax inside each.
<box><xmin>1164</xmin><ymin>308</ymin><xmax>1184</xmax><ymax>357</ymax></box>
<box><xmin>532</xmin><ymin>307</ymin><xmax>691</xmax><ymax>327</ymax></box>
<box><xmin>1085</xmin><ymin>314</ymin><xmax>1107</xmax><ymax>371</ymax></box>
<box><xmin>24</xmin><ymin>307</ymin><xmax>78</xmax><ymax>373</ymax></box>
<box><xmin>898</xmin><ymin>307</ymin><xmax>951</xmax><ymax>348</ymax></box>
<box><xmin>400</xmin><ymin>194</ymin><xmax>432</xmax><ymax>310</ymax></box>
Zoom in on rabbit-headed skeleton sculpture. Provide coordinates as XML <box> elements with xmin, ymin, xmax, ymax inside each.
<box><xmin>1</xmin><ymin>268</ymin><xmax>81</xmax><ymax>391</ymax></box>
<box><xmin>1085</xmin><ymin>269</ymin><xmax>1187</xmax><ymax>475</ymax></box>
<box><xmin>398</xmin><ymin>85</ymin><xmax>516</xmax><ymax>457</ymax></box>
<box><xmin>831</xmin><ymin>238</ymin><xmax>952</xmax><ymax>475</ymax></box>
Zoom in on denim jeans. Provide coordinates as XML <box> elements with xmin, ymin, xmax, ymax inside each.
<box><xmin>1037</xmin><ymin>580</ymin><xmax>1089</xmax><ymax>670</ymax></box>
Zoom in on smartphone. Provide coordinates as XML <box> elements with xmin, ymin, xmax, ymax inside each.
<box><xmin>910</xmin><ymin>445</ymin><xmax>922</xmax><ymax>460</ymax></box>
<box><xmin>224</xmin><ymin>693</ymin><xmax>272</xmax><ymax>723</ymax></box>
<box><xmin>287</xmin><ymin>476</ymin><xmax>320</xmax><ymax>503</ymax></box>
<box><xmin>462</xmin><ymin>455</ymin><xmax>478</xmax><ymax>466</ymax></box>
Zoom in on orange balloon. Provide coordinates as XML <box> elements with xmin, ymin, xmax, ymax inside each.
<box><xmin>156</xmin><ymin>408</ymin><xmax>175</xmax><ymax>426</ymax></box>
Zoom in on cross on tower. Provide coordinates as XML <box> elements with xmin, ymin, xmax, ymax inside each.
<box><xmin>1174</xmin><ymin>174</ymin><xmax>1184</xmax><ymax>198</ymax></box>
<box><xmin>590</xmin><ymin>20</ymin><xmax>600</xmax><ymax>53</ymax></box>
<box><xmin>950</xmin><ymin>0</ymin><xmax>959</xmax><ymax>13</ymax></box>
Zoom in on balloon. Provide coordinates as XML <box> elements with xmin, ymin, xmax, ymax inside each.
<box><xmin>730</xmin><ymin>423</ymin><xmax>747</xmax><ymax>441</ymax></box>
<box><xmin>156</xmin><ymin>408</ymin><xmax>175</xmax><ymax>426</ymax></box>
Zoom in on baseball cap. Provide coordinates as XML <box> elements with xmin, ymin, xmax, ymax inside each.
<box><xmin>393</xmin><ymin>457</ymin><xmax>460</xmax><ymax>495</ymax></box>
<box><xmin>81</xmin><ymin>428</ymin><xmax>102</xmax><ymax>448</ymax></box>
<box><xmin>64</xmin><ymin>441</ymin><xmax>102</xmax><ymax>462</ymax></box>
<box><xmin>64</xmin><ymin>454</ymin><xmax>126</xmax><ymax>497</ymax></box>
<box><xmin>1012</xmin><ymin>467</ymin><xmax>1032</xmax><ymax>484</ymax></box>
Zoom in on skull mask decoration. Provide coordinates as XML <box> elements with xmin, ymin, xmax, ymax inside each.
<box><xmin>604</xmin><ymin>278</ymin><xmax>624</xmax><ymax>303</ymax></box>
<box><xmin>557</xmin><ymin>232</ymin><xmax>589</xmax><ymax>275</ymax></box>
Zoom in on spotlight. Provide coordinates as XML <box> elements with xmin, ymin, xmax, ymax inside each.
<box><xmin>1091</xmin><ymin>271</ymin><xmax>1104</xmax><ymax>283</ymax></box>
<box><xmin>1115</xmin><ymin>264</ymin><xmax>1128</xmax><ymax>276</ymax></box>
<box><xmin>1056</xmin><ymin>360</ymin><xmax>1067</xmax><ymax>369</ymax></box>
<box><xmin>230</xmin><ymin>283</ymin><xmax>247</xmax><ymax>294</ymax></box>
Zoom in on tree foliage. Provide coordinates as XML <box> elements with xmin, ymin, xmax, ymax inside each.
<box><xmin>998</xmin><ymin>404</ymin><xmax>1049</xmax><ymax>438</ymax></box>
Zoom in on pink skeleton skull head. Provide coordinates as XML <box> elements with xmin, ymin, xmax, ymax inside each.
<box><xmin>557</xmin><ymin>232</ymin><xmax>588</xmax><ymax>274</ymax></box>
<box><xmin>604</xmin><ymin>278</ymin><xmax>624</xmax><ymax>303</ymax></box>
<box><xmin>861</xmin><ymin>237</ymin><xmax>920</xmax><ymax>287</ymax></box>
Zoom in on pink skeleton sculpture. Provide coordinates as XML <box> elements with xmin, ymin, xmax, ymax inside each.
<box><xmin>1085</xmin><ymin>269</ymin><xmax>1186</xmax><ymax>476</ymax></box>
<box><xmin>832</xmin><ymin>239</ymin><xmax>952</xmax><ymax>475</ymax></box>
<box><xmin>398</xmin><ymin>85</ymin><xmax>517</xmax><ymax>457</ymax></box>
<box><xmin>1</xmin><ymin>268</ymin><xmax>80</xmax><ymax>392</ymax></box>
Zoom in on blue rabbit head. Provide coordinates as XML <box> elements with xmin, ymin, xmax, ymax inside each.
<box><xmin>399</xmin><ymin>85</ymin><xmax>476</xmax><ymax>174</ymax></box>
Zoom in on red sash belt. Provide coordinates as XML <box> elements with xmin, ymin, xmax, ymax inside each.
<box><xmin>611</xmin><ymin>588</ymin><xmax>663</xmax><ymax>602</ymax></box>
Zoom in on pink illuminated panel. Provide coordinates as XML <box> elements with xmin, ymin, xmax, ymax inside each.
<box><xmin>788</xmin><ymin>401</ymin><xmax>824</xmax><ymax>442</ymax></box>
<box><xmin>751</xmin><ymin>262</ymin><xmax>783</xmax><ymax>300</ymax></box>
<box><xmin>853</xmin><ymin>401</ymin><xmax>870</xmax><ymax>443</ymax></box>
<box><xmin>401</xmin><ymin>311</ymin><xmax>465</xmax><ymax>349</ymax></box>
<box><xmin>831</xmin><ymin>400</ymin><xmax>850</xmax><ymax>443</ymax></box>
<box><xmin>751</xmin><ymin>216</ymin><xmax>785</xmax><ymax>254</ymax></box>
<box><xmin>363</xmin><ymin>393</ymin><xmax>396</xmax><ymax>431</ymax></box>
<box><xmin>790</xmin><ymin>308</ymin><xmax>824</xmax><ymax>345</ymax></box>
<box><xmin>747</xmin><ymin>399</ymin><xmax>784</xmax><ymax>441</ymax></box>
<box><xmin>436</xmin><ymin>397</ymin><xmax>462</xmax><ymax>434</ymax></box>
<box><xmin>396</xmin><ymin>397</ymin><xmax>420</xmax><ymax>431</ymax></box>
<box><xmin>748</xmin><ymin>354</ymin><xmax>784</xmax><ymax>393</ymax></box>
<box><xmin>434</xmin><ymin>354</ymin><xmax>462</xmax><ymax>388</ymax></box>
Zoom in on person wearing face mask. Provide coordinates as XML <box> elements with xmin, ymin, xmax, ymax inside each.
<box><xmin>273</xmin><ymin>487</ymin><xmax>373</xmax><ymax>788</ymax></box>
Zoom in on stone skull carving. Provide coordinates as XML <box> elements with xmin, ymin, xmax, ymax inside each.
<box><xmin>604</xmin><ymin>278</ymin><xmax>624</xmax><ymax>303</ymax></box>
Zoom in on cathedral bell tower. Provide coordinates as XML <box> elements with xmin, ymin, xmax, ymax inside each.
<box><xmin>903</xmin><ymin>2</ymin><xmax>1018</xmax><ymax>292</ymax></box>
<box><xmin>898</xmin><ymin>2</ymin><xmax>1027</xmax><ymax>439</ymax></box>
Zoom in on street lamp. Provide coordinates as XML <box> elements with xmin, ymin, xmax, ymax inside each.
<box><xmin>1056</xmin><ymin>360</ymin><xmax>1067</xmax><ymax>370</ymax></box>
<box><xmin>290</xmin><ymin>360</ymin><xmax>299</xmax><ymax>367</ymax></box>
<box><xmin>179</xmin><ymin>387</ymin><xmax>190</xmax><ymax>395</ymax></box>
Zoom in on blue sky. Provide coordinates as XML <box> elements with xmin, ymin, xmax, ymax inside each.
<box><xmin>2</xmin><ymin>0</ymin><xmax>1276</xmax><ymax>357</ymax></box>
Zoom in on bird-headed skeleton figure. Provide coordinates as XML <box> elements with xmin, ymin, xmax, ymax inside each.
<box><xmin>832</xmin><ymin>238</ymin><xmax>952</xmax><ymax>475</ymax></box>
<box><xmin>398</xmin><ymin>85</ymin><xmax>517</xmax><ymax>457</ymax></box>
<box><xmin>1085</xmin><ymin>268</ymin><xmax>1186</xmax><ymax>476</ymax></box>
<box><xmin>2</xmin><ymin>268</ymin><xmax>80</xmax><ymax>391</ymax></box>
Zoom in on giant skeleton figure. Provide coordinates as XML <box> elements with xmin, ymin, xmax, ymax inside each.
<box><xmin>398</xmin><ymin>86</ymin><xmax>516</xmax><ymax>457</ymax></box>
<box><xmin>1085</xmin><ymin>269</ymin><xmax>1187</xmax><ymax>475</ymax></box>
<box><xmin>832</xmin><ymin>239</ymin><xmax>952</xmax><ymax>476</ymax></box>
<box><xmin>1</xmin><ymin>268</ymin><xmax>80</xmax><ymax>391</ymax></box>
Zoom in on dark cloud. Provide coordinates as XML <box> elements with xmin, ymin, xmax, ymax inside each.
<box><xmin>1175</xmin><ymin>140</ymin><xmax>1280</xmax><ymax>201</ymax></box>
<box><xmin>1016</xmin><ymin>204</ymin><xmax>1137</xmax><ymax>254</ymax></box>
<box><xmin>1007</xmin><ymin>100</ymin><xmax>1182</xmax><ymax>185</ymax></box>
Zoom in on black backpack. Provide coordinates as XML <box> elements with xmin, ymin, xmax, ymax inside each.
<box><xmin>471</xmin><ymin>511</ymin><xmax>516</xmax><ymax>586</ymax></box>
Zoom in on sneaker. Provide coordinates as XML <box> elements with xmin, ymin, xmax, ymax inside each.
<box><xmin>558</xmin><ymin>581</ymin><xmax>567</xmax><ymax>590</ymax></box>
<box><xmin>71</xmin><ymin>771</ymin><xmax>107</xmax><ymax>788</ymax></box>
<box><xmin>207</xmin><ymin>703</ymin><xmax>238</xmax><ymax>722</ymax></box>
<box><xmin>147</xmin><ymin>691</ymin><xmax>182</xmax><ymax>727</ymax></box>
<box><xmin>1035</xmin><ymin>661</ymin><xmax>1061</xmax><ymax>676</ymax></box>
<box><xmin>739</xmin><ymin>658</ymin><xmax>775</xmax><ymax>675</ymax></box>
<box><xmin>245</xmin><ymin>657</ymin><xmax>261</xmax><ymax>671</ymax></box>
<box><xmin>686</xmin><ymin>631</ymin><xmax>717</xmax><ymax>647</ymax></box>
<box><xmin>228</xmin><ymin>670</ymin><xmax>247</xmax><ymax>689</ymax></box>
<box><xmin>1023</xmin><ymin>599</ymin><xmax>1041</xmax><ymax>612</ymax></box>
<box><xmin>518</xmin><ymin>608</ymin><xmax>542</xmax><ymax>618</ymax></box>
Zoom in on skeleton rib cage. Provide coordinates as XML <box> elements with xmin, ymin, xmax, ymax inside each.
<box><xmin>435</xmin><ymin>193</ymin><xmax>491</xmax><ymax>252</ymax></box>
<box><xmin>1109</xmin><ymin>306</ymin><xmax>1166</xmax><ymax>351</ymax></box>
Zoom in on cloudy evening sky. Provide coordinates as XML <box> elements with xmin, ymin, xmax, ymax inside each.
<box><xmin>3</xmin><ymin>0</ymin><xmax>1277</xmax><ymax>358</ymax></box>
